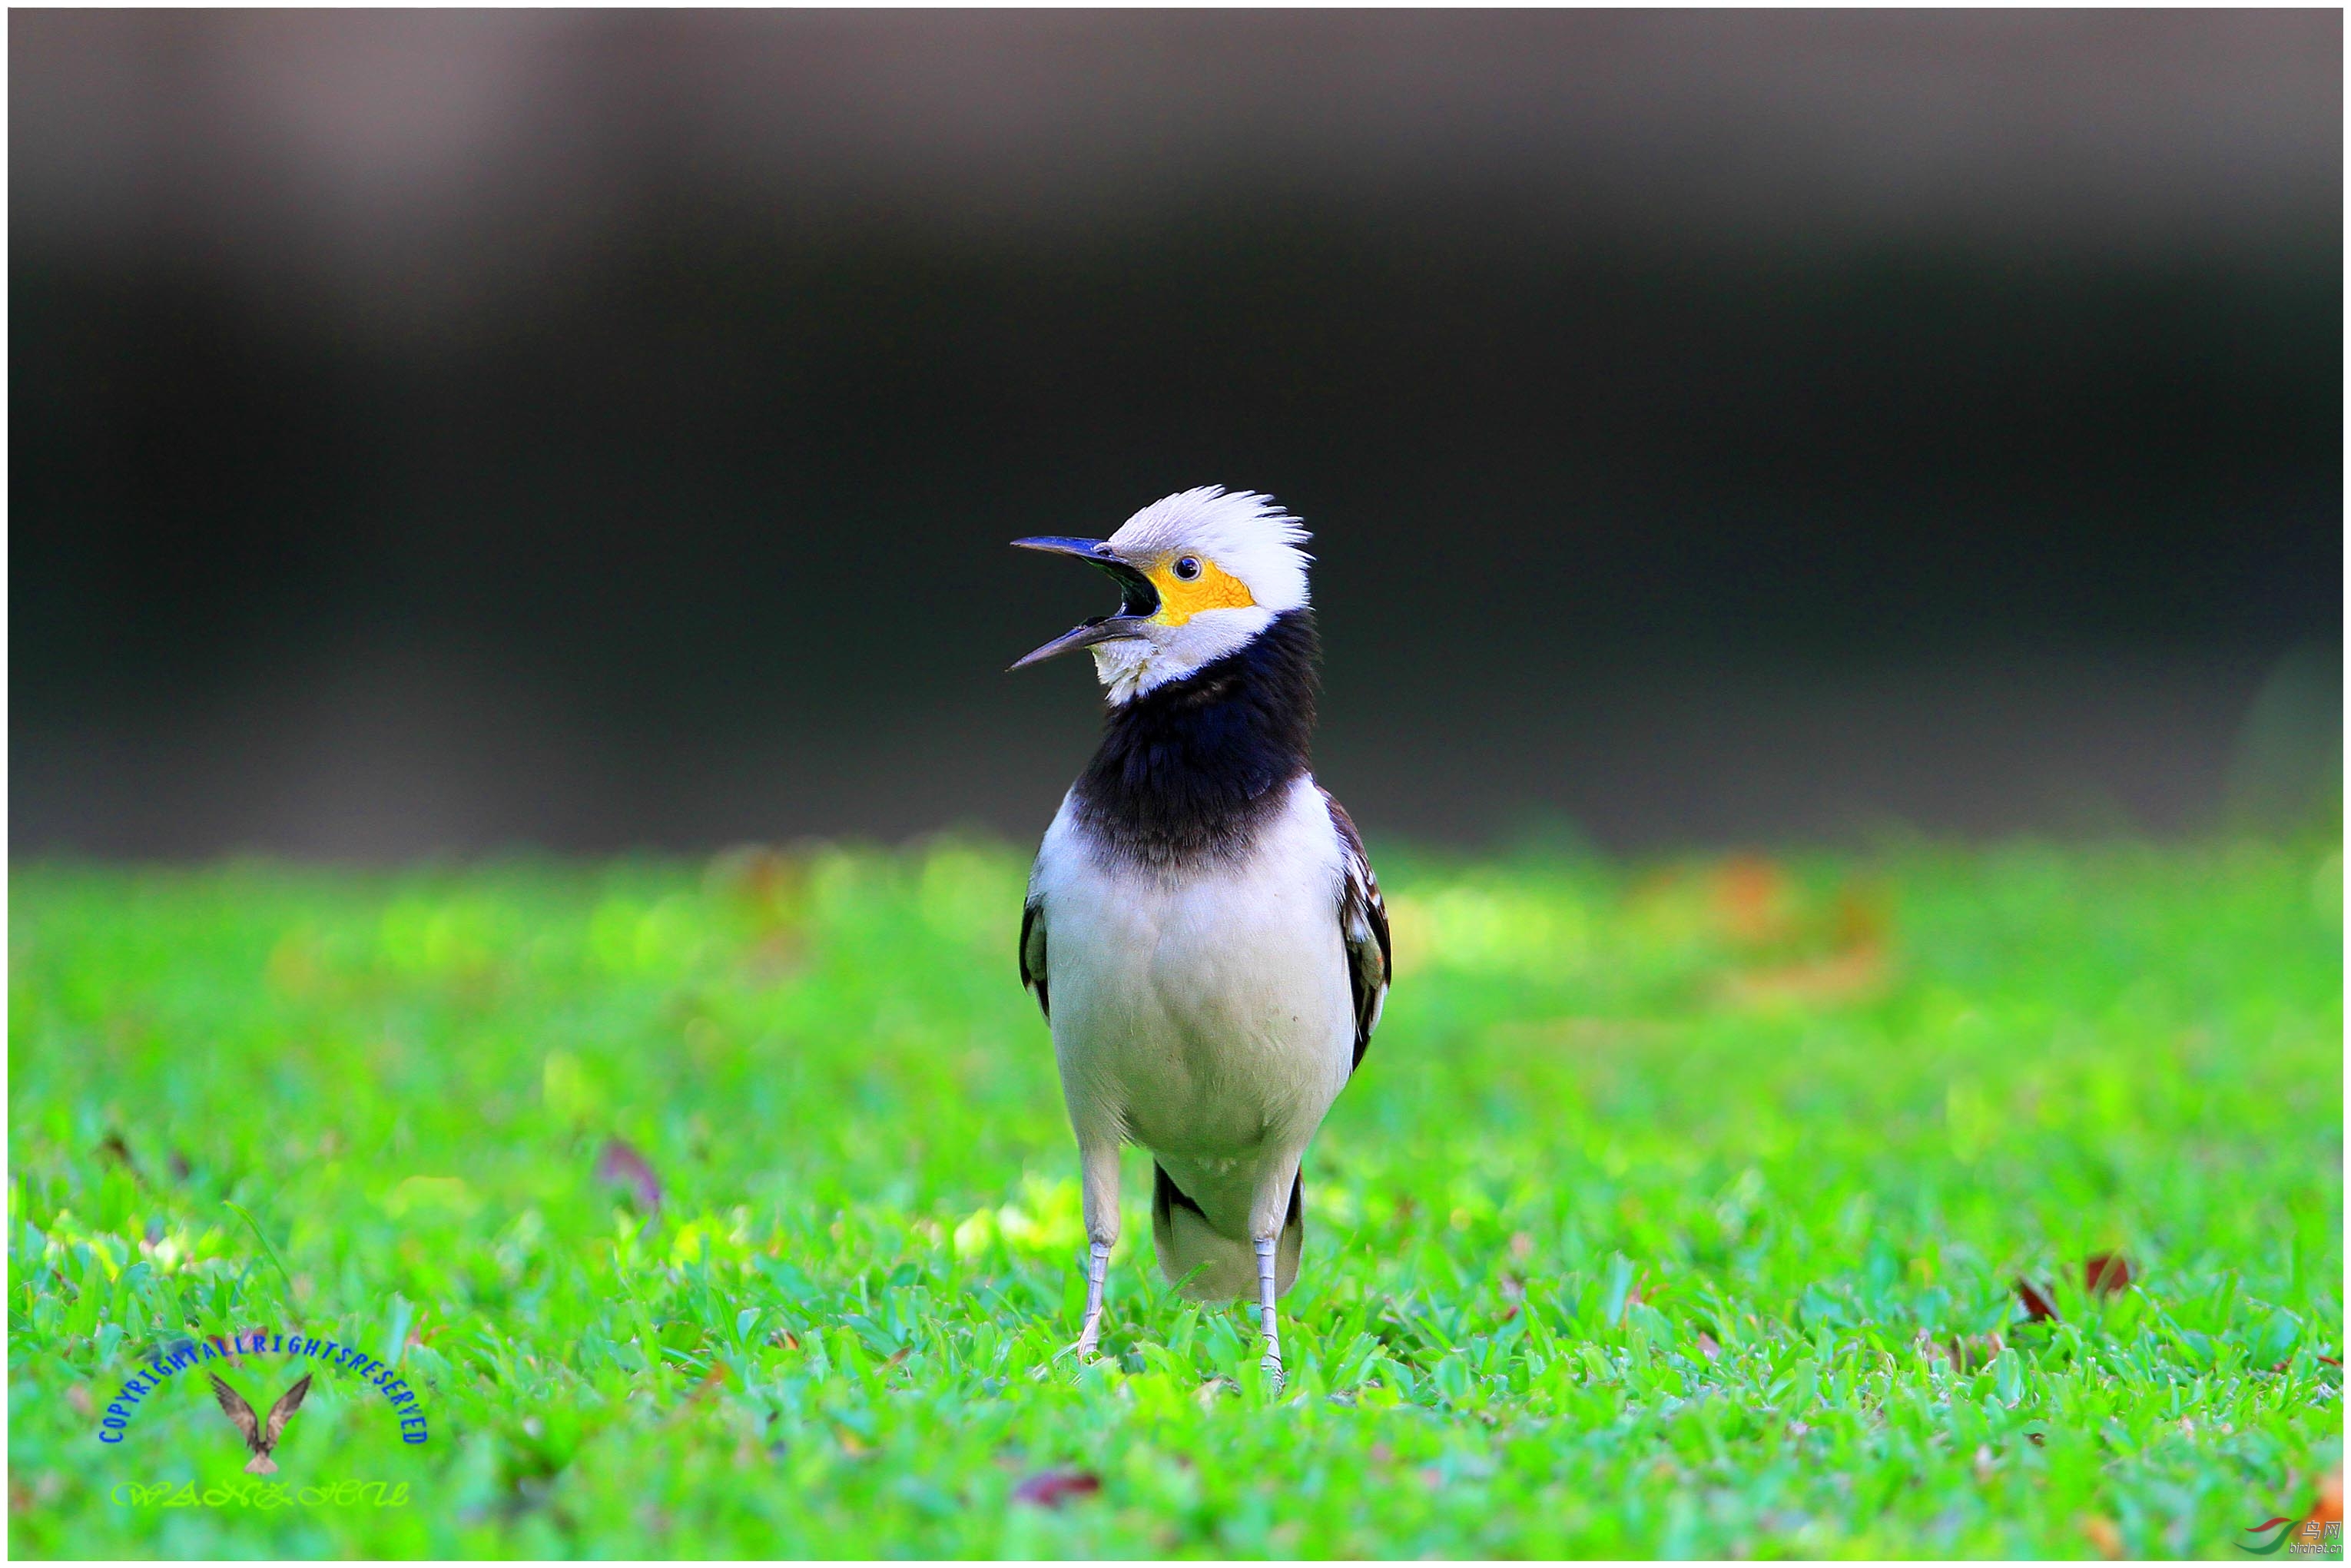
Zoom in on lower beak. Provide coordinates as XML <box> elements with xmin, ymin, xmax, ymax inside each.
<box><xmin>1008</xmin><ymin>536</ymin><xmax>1160</xmax><ymax>670</ymax></box>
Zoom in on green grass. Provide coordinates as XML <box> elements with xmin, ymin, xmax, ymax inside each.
<box><xmin>8</xmin><ymin>833</ymin><xmax>2343</xmax><ymax>1557</ymax></box>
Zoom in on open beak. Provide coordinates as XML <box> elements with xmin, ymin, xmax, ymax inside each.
<box><xmin>1007</xmin><ymin>536</ymin><xmax>1160</xmax><ymax>669</ymax></box>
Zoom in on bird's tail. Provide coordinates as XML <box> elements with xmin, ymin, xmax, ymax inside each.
<box><xmin>1152</xmin><ymin>1162</ymin><xmax>1302</xmax><ymax>1303</ymax></box>
<box><xmin>244</xmin><ymin>1453</ymin><xmax>277</xmax><ymax>1476</ymax></box>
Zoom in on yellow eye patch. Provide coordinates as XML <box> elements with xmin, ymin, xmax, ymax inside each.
<box><xmin>1146</xmin><ymin>555</ymin><xmax>1255</xmax><ymax>626</ymax></box>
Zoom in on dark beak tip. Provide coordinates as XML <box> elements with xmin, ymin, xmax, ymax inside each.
<box><xmin>1010</xmin><ymin>535</ymin><xmax>1116</xmax><ymax>560</ymax></box>
<box><xmin>1008</xmin><ymin>612</ymin><xmax>1151</xmax><ymax>671</ymax></box>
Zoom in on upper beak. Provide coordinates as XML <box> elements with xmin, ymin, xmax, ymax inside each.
<box><xmin>1007</xmin><ymin>537</ymin><xmax>1160</xmax><ymax>669</ymax></box>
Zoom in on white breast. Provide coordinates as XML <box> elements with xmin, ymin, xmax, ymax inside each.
<box><xmin>1030</xmin><ymin>774</ymin><xmax>1356</xmax><ymax>1164</ymax></box>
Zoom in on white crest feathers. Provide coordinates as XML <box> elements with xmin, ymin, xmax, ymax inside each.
<box><xmin>1108</xmin><ymin>487</ymin><xmax>1313</xmax><ymax>614</ymax></box>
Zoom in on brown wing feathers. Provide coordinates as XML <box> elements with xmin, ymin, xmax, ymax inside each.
<box><xmin>1322</xmin><ymin>790</ymin><xmax>1391</xmax><ymax>1070</ymax></box>
<box><xmin>263</xmin><ymin>1374</ymin><xmax>312</xmax><ymax>1449</ymax></box>
<box><xmin>211</xmin><ymin>1371</ymin><xmax>309</xmax><ymax>1460</ymax></box>
<box><xmin>1019</xmin><ymin>897</ymin><xmax>1049</xmax><ymax>1021</ymax></box>
<box><xmin>209</xmin><ymin>1374</ymin><xmax>262</xmax><ymax>1453</ymax></box>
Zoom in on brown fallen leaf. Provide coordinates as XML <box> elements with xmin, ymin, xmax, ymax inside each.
<box><xmin>2084</xmin><ymin>1253</ymin><xmax>2133</xmax><ymax>1295</ymax></box>
<box><xmin>98</xmin><ymin>1132</ymin><xmax>144</xmax><ymax>1182</ymax></box>
<box><xmin>2082</xmin><ymin>1514</ymin><xmax>2124</xmax><ymax>1559</ymax></box>
<box><xmin>2307</xmin><ymin>1469</ymin><xmax>2343</xmax><ymax>1529</ymax></box>
<box><xmin>1713</xmin><ymin>855</ymin><xmax>1794</xmax><ymax>943</ymax></box>
<box><xmin>1832</xmin><ymin>883</ymin><xmax>1892</xmax><ymax>953</ymax></box>
<box><xmin>595</xmin><ymin>1138</ymin><xmax>662</xmax><ymax>1212</ymax></box>
<box><xmin>1626</xmin><ymin>1268</ymin><xmax>1664</xmax><ymax>1313</ymax></box>
<box><xmin>1694</xmin><ymin>1331</ymin><xmax>1722</xmax><ymax>1363</ymax></box>
<box><xmin>705</xmin><ymin>844</ymin><xmax>807</xmax><ymax>923</ymax></box>
<box><xmin>2015</xmin><ymin>1278</ymin><xmax>2060</xmax><ymax>1323</ymax></box>
<box><xmin>1011</xmin><ymin>1469</ymin><xmax>1101</xmax><ymax>1508</ymax></box>
<box><xmin>686</xmin><ymin>1362</ymin><xmax>728</xmax><ymax>1404</ymax></box>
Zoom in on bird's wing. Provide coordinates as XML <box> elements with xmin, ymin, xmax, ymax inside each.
<box><xmin>1019</xmin><ymin>895</ymin><xmax>1049</xmax><ymax>1022</ymax></box>
<box><xmin>209</xmin><ymin>1374</ymin><xmax>262</xmax><ymax>1454</ymax></box>
<box><xmin>1322</xmin><ymin>788</ymin><xmax>1390</xmax><ymax>1071</ymax></box>
<box><xmin>262</xmin><ymin>1374</ymin><xmax>312</xmax><ymax>1450</ymax></box>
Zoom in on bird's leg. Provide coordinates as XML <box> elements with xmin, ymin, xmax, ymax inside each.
<box><xmin>1076</xmin><ymin>1240</ymin><xmax>1110</xmax><ymax>1357</ymax></box>
<box><xmin>1255</xmin><ymin>1236</ymin><xmax>1283</xmax><ymax>1389</ymax></box>
<box><xmin>1066</xmin><ymin>1138</ymin><xmax>1120</xmax><ymax>1361</ymax></box>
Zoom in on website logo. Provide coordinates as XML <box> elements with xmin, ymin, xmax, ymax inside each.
<box><xmin>2240</xmin><ymin>1517</ymin><xmax>2344</xmax><ymax>1556</ymax></box>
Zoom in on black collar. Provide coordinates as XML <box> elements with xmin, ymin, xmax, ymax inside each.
<box><xmin>1073</xmin><ymin>610</ymin><xmax>1319</xmax><ymax>868</ymax></box>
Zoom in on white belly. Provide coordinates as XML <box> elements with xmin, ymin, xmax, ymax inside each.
<box><xmin>1032</xmin><ymin>774</ymin><xmax>1355</xmax><ymax>1165</ymax></box>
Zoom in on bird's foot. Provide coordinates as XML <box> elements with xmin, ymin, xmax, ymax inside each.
<box><xmin>1060</xmin><ymin>1241</ymin><xmax>1111</xmax><ymax>1364</ymax></box>
<box><xmin>1033</xmin><ymin>1341</ymin><xmax>1099</xmax><ymax>1380</ymax></box>
<box><xmin>1048</xmin><ymin>1318</ymin><xmax>1103</xmax><ymax>1367</ymax></box>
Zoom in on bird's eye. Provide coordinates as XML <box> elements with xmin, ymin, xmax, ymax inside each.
<box><xmin>1172</xmin><ymin>555</ymin><xmax>1202</xmax><ymax>581</ymax></box>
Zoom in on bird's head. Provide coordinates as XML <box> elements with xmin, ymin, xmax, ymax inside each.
<box><xmin>1010</xmin><ymin>487</ymin><xmax>1311</xmax><ymax>703</ymax></box>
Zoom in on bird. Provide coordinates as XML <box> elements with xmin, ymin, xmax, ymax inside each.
<box><xmin>207</xmin><ymin>1371</ymin><xmax>311</xmax><ymax>1474</ymax></box>
<box><xmin>1010</xmin><ymin>486</ymin><xmax>1390</xmax><ymax>1386</ymax></box>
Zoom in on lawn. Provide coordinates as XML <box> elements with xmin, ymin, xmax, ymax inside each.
<box><xmin>8</xmin><ymin>832</ymin><xmax>2343</xmax><ymax>1557</ymax></box>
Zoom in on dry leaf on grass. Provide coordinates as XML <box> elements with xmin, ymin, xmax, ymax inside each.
<box><xmin>595</xmin><ymin>1138</ymin><xmax>662</xmax><ymax>1212</ymax></box>
<box><xmin>2084</xmin><ymin>1253</ymin><xmax>2134</xmax><ymax>1295</ymax></box>
<box><xmin>2307</xmin><ymin>1469</ymin><xmax>2343</xmax><ymax>1529</ymax></box>
<box><xmin>1012</xmin><ymin>1469</ymin><xmax>1102</xmax><ymax>1508</ymax></box>
<box><xmin>1713</xmin><ymin>855</ymin><xmax>1795</xmax><ymax>943</ymax></box>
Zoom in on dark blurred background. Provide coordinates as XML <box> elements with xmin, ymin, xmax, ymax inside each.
<box><xmin>11</xmin><ymin>11</ymin><xmax>2342</xmax><ymax>857</ymax></box>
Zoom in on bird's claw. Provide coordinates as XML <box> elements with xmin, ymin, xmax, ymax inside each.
<box><xmin>1032</xmin><ymin>1346</ymin><xmax>1094</xmax><ymax>1381</ymax></box>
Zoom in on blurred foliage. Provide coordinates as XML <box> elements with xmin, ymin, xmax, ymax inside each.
<box><xmin>8</xmin><ymin>832</ymin><xmax>2343</xmax><ymax>1555</ymax></box>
